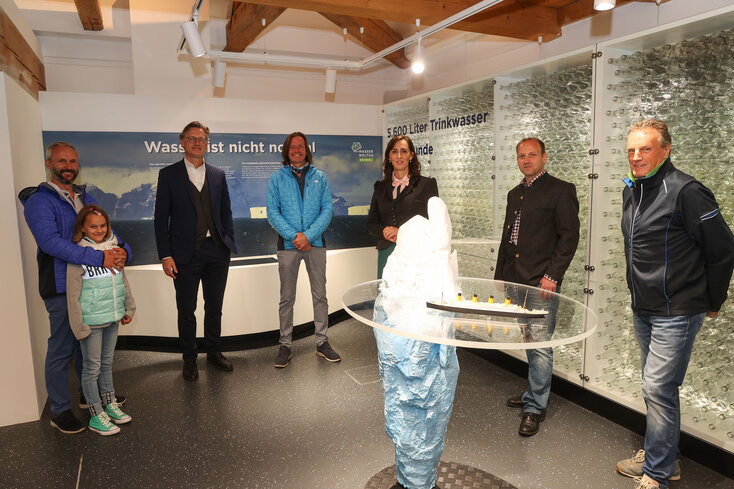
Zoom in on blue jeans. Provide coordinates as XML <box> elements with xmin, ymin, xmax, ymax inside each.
<box><xmin>508</xmin><ymin>284</ymin><xmax>560</xmax><ymax>415</ymax></box>
<box><xmin>43</xmin><ymin>295</ymin><xmax>83</xmax><ymax>415</ymax></box>
<box><xmin>79</xmin><ymin>322</ymin><xmax>119</xmax><ymax>416</ymax></box>
<box><xmin>634</xmin><ymin>313</ymin><xmax>704</xmax><ymax>488</ymax></box>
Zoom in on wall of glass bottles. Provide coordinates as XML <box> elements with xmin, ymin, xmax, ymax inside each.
<box><xmin>495</xmin><ymin>62</ymin><xmax>593</xmax><ymax>378</ymax></box>
<box><xmin>382</xmin><ymin>18</ymin><xmax>734</xmax><ymax>453</ymax></box>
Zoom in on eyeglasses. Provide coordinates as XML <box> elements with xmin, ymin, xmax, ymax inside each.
<box><xmin>185</xmin><ymin>137</ymin><xmax>208</xmax><ymax>144</ymax></box>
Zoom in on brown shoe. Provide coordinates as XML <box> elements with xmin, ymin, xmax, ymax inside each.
<box><xmin>507</xmin><ymin>395</ymin><xmax>523</xmax><ymax>408</ymax></box>
<box><xmin>519</xmin><ymin>411</ymin><xmax>543</xmax><ymax>436</ymax></box>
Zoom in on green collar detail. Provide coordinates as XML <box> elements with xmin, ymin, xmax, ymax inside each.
<box><xmin>627</xmin><ymin>158</ymin><xmax>668</xmax><ymax>183</ymax></box>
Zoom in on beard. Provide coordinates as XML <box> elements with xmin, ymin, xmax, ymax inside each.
<box><xmin>52</xmin><ymin>168</ymin><xmax>78</xmax><ymax>185</ymax></box>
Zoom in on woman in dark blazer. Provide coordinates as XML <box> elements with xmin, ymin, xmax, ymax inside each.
<box><xmin>367</xmin><ymin>134</ymin><xmax>439</xmax><ymax>278</ymax></box>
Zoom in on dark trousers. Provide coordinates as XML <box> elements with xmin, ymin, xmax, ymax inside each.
<box><xmin>43</xmin><ymin>294</ymin><xmax>83</xmax><ymax>415</ymax></box>
<box><xmin>376</xmin><ymin>244</ymin><xmax>396</xmax><ymax>280</ymax></box>
<box><xmin>173</xmin><ymin>238</ymin><xmax>231</xmax><ymax>359</ymax></box>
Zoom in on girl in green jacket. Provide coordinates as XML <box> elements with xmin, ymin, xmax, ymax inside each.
<box><xmin>67</xmin><ymin>204</ymin><xmax>135</xmax><ymax>436</ymax></box>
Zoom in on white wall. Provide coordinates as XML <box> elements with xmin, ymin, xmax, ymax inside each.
<box><xmin>40</xmin><ymin>91</ymin><xmax>382</xmax><ymax>134</ymax></box>
<box><xmin>0</xmin><ymin>74</ymin><xmax>47</xmax><ymax>425</ymax></box>
<box><xmin>0</xmin><ymin>0</ymin><xmax>48</xmax><ymax>425</ymax></box>
<box><xmin>40</xmin><ymin>34</ymin><xmax>134</xmax><ymax>94</ymax></box>
<box><xmin>38</xmin><ymin>92</ymin><xmax>382</xmax><ymax>338</ymax></box>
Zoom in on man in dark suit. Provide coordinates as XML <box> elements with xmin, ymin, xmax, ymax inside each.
<box><xmin>154</xmin><ymin>121</ymin><xmax>237</xmax><ymax>381</ymax></box>
<box><xmin>495</xmin><ymin>137</ymin><xmax>580</xmax><ymax>437</ymax></box>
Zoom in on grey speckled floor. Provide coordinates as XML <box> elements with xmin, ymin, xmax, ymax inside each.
<box><xmin>0</xmin><ymin>319</ymin><xmax>732</xmax><ymax>489</ymax></box>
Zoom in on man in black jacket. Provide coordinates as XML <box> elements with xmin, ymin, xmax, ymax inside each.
<box><xmin>616</xmin><ymin>120</ymin><xmax>734</xmax><ymax>489</ymax></box>
<box><xmin>495</xmin><ymin>137</ymin><xmax>580</xmax><ymax>437</ymax></box>
<box><xmin>154</xmin><ymin>121</ymin><xmax>238</xmax><ymax>381</ymax></box>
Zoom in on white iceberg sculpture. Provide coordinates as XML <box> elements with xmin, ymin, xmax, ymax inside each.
<box><xmin>373</xmin><ymin>196</ymin><xmax>460</xmax><ymax>489</ymax></box>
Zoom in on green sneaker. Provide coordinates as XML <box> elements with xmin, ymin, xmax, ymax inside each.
<box><xmin>89</xmin><ymin>412</ymin><xmax>120</xmax><ymax>436</ymax></box>
<box><xmin>105</xmin><ymin>402</ymin><xmax>132</xmax><ymax>425</ymax></box>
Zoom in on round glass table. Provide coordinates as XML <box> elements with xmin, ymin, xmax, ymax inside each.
<box><xmin>342</xmin><ymin>277</ymin><xmax>597</xmax><ymax>489</ymax></box>
<box><xmin>343</xmin><ymin>277</ymin><xmax>597</xmax><ymax>350</ymax></box>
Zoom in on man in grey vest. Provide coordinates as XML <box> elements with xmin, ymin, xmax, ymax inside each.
<box><xmin>154</xmin><ymin>121</ymin><xmax>238</xmax><ymax>381</ymax></box>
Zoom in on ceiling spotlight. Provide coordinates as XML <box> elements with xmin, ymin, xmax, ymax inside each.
<box><xmin>213</xmin><ymin>60</ymin><xmax>227</xmax><ymax>88</ymax></box>
<box><xmin>181</xmin><ymin>21</ymin><xmax>206</xmax><ymax>57</ymax></box>
<box><xmin>411</xmin><ymin>37</ymin><xmax>425</xmax><ymax>74</ymax></box>
<box><xmin>325</xmin><ymin>69</ymin><xmax>337</xmax><ymax>93</ymax></box>
<box><xmin>594</xmin><ymin>0</ymin><xmax>616</xmax><ymax>11</ymax></box>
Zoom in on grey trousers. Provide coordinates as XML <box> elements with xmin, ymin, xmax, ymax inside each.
<box><xmin>276</xmin><ymin>247</ymin><xmax>328</xmax><ymax>347</ymax></box>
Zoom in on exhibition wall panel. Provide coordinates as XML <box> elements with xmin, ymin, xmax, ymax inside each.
<box><xmin>589</xmin><ymin>10</ymin><xmax>734</xmax><ymax>453</ymax></box>
<box><xmin>34</xmin><ymin>93</ymin><xmax>382</xmax><ymax>339</ymax></box>
<box><xmin>429</xmin><ymin>81</ymin><xmax>496</xmax><ymax>281</ymax></box>
<box><xmin>494</xmin><ymin>52</ymin><xmax>595</xmax><ymax>385</ymax></box>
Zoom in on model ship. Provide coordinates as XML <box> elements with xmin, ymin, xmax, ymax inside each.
<box><xmin>426</xmin><ymin>293</ymin><xmax>547</xmax><ymax>318</ymax></box>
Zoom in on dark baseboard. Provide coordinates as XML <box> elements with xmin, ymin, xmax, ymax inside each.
<box><xmin>465</xmin><ymin>348</ymin><xmax>734</xmax><ymax>479</ymax></box>
<box><xmin>115</xmin><ymin>309</ymin><xmax>350</xmax><ymax>352</ymax></box>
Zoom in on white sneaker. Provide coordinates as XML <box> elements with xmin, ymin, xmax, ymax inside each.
<box><xmin>634</xmin><ymin>474</ymin><xmax>660</xmax><ymax>488</ymax></box>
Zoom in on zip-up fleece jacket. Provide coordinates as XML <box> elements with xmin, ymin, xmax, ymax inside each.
<box><xmin>622</xmin><ymin>158</ymin><xmax>734</xmax><ymax>316</ymax></box>
<box><xmin>66</xmin><ymin>235</ymin><xmax>136</xmax><ymax>340</ymax></box>
<box><xmin>18</xmin><ymin>183</ymin><xmax>132</xmax><ymax>299</ymax></box>
<box><xmin>266</xmin><ymin>165</ymin><xmax>332</xmax><ymax>250</ymax></box>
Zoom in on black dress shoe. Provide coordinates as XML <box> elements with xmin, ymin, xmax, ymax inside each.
<box><xmin>207</xmin><ymin>352</ymin><xmax>233</xmax><ymax>371</ymax></box>
<box><xmin>507</xmin><ymin>395</ymin><xmax>523</xmax><ymax>408</ymax></box>
<box><xmin>519</xmin><ymin>411</ymin><xmax>543</xmax><ymax>436</ymax></box>
<box><xmin>183</xmin><ymin>358</ymin><xmax>198</xmax><ymax>381</ymax></box>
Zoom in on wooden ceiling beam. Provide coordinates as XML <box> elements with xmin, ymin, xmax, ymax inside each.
<box><xmin>319</xmin><ymin>13</ymin><xmax>410</xmax><ymax>69</ymax></box>
<box><xmin>0</xmin><ymin>6</ymin><xmax>46</xmax><ymax>99</ymax></box>
<box><xmin>73</xmin><ymin>0</ymin><xmax>103</xmax><ymax>31</ymax></box>
<box><xmin>234</xmin><ymin>0</ymin><xmax>477</xmax><ymax>25</ymax></box>
<box><xmin>240</xmin><ymin>0</ymin><xmax>561</xmax><ymax>40</ymax></box>
<box><xmin>454</xmin><ymin>2</ymin><xmax>562</xmax><ymax>41</ymax></box>
<box><xmin>225</xmin><ymin>3</ymin><xmax>286</xmax><ymax>52</ymax></box>
<box><xmin>235</xmin><ymin>0</ymin><xmax>675</xmax><ymax>50</ymax></box>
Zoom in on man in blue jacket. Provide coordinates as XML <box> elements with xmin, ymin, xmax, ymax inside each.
<box><xmin>19</xmin><ymin>142</ymin><xmax>130</xmax><ymax>434</ymax></box>
<box><xmin>617</xmin><ymin>120</ymin><xmax>734</xmax><ymax>489</ymax></box>
<box><xmin>267</xmin><ymin>132</ymin><xmax>340</xmax><ymax>368</ymax></box>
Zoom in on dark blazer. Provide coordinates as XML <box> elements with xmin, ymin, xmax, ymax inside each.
<box><xmin>154</xmin><ymin>160</ymin><xmax>237</xmax><ymax>264</ymax></box>
<box><xmin>367</xmin><ymin>175</ymin><xmax>439</xmax><ymax>250</ymax></box>
<box><xmin>494</xmin><ymin>172</ymin><xmax>579</xmax><ymax>286</ymax></box>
